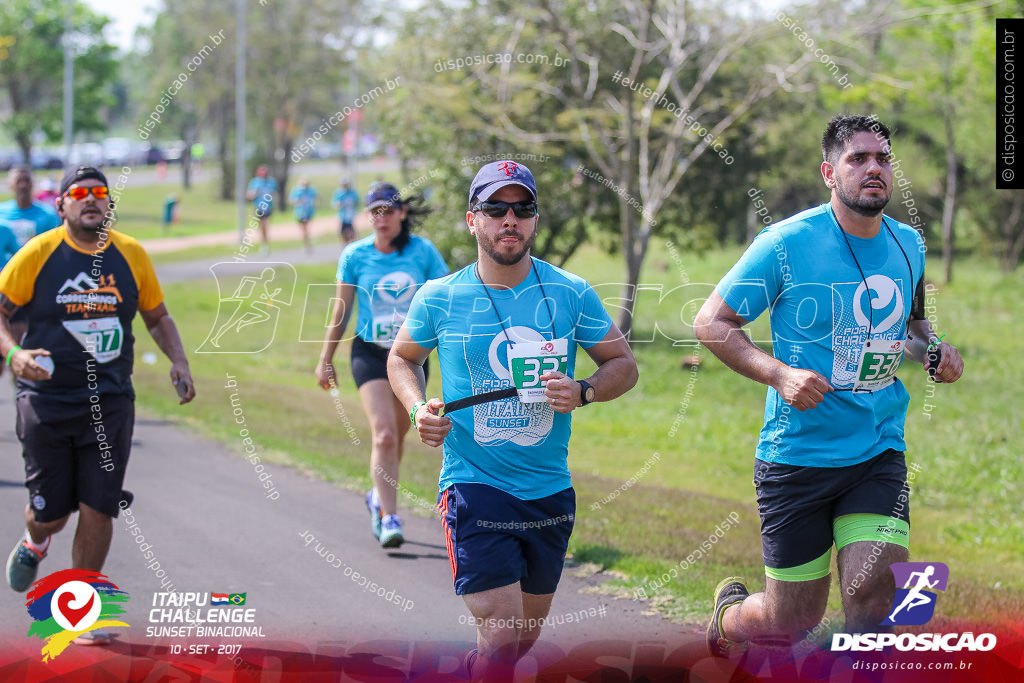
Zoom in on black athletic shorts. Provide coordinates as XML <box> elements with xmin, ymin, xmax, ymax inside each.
<box><xmin>17</xmin><ymin>392</ymin><xmax>134</xmax><ymax>522</ymax></box>
<box><xmin>350</xmin><ymin>335</ymin><xmax>429</xmax><ymax>389</ymax></box>
<box><xmin>755</xmin><ymin>448</ymin><xmax>910</xmax><ymax>581</ymax></box>
<box><xmin>340</xmin><ymin>221</ymin><xmax>355</xmax><ymax>237</ymax></box>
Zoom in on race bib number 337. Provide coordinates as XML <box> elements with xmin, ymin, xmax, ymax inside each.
<box><xmin>506</xmin><ymin>338</ymin><xmax>569</xmax><ymax>403</ymax></box>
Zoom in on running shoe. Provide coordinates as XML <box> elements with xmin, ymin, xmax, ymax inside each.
<box><xmin>6</xmin><ymin>538</ymin><xmax>47</xmax><ymax>592</ymax></box>
<box><xmin>74</xmin><ymin>629</ymin><xmax>111</xmax><ymax>646</ymax></box>
<box><xmin>380</xmin><ymin>514</ymin><xmax>404</xmax><ymax>549</ymax></box>
<box><xmin>366</xmin><ymin>489</ymin><xmax>382</xmax><ymax>540</ymax></box>
<box><xmin>707</xmin><ymin>576</ymin><xmax>749</xmax><ymax>657</ymax></box>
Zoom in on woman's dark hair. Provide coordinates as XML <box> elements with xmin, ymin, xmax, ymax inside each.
<box><xmin>392</xmin><ymin>192</ymin><xmax>431</xmax><ymax>253</ymax></box>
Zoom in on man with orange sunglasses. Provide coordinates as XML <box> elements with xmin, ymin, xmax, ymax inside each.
<box><xmin>0</xmin><ymin>167</ymin><xmax>196</xmax><ymax>644</ymax></box>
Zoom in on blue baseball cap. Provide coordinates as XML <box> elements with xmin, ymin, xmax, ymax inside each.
<box><xmin>468</xmin><ymin>160</ymin><xmax>537</xmax><ymax>207</ymax></box>
<box><xmin>366</xmin><ymin>183</ymin><xmax>402</xmax><ymax>210</ymax></box>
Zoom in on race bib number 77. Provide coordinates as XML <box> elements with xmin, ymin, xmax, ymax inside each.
<box><xmin>62</xmin><ymin>317</ymin><xmax>124</xmax><ymax>363</ymax></box>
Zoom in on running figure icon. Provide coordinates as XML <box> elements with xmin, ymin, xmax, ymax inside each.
<box><xmin>887</xmin><ymin>564</ymin><xmax>939</xmax><ymax>623</ymax></box>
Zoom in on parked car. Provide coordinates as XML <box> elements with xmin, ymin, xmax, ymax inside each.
<box><xmin>0</xmin><ymin>148</ymin><xmax>20</xmax><ymax>171</ymax></box>
<box><xmin>162</xmin><ymin>140</ymin><xmax>187</xmax><ymax>164</ymax></box>
<box><xmin>102</xmin><ymin>137</ymin><xmax>136</xmax><ymax>166</ymax></box>
<box><xmin>30</xmin><ymin>148</ymin><xmax>64</xmax><ymax>170</ymax></box>
<box><xmin>67</xmin><ymin>143</ymin><xmax>104</xmax><ymax>167</ymax></box>
<box><xmin>141</xmin><ymin>142</ymin><xmax>165</xmax><ymax>165</ymax></box>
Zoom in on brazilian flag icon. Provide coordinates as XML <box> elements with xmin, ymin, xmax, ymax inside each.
<box><xmin>229</xmin><ymin>593</ymin><xmax>246</xmax><ymax>605</ymax></box>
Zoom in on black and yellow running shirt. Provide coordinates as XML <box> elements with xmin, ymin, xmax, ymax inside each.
<box><xmin>0</xmin><ymin>227</ymin><xmax>163</xmax><ymax>401</ymax></box>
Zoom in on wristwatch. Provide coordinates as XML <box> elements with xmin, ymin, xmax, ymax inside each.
<box><xmin>577</xmin><ymin>380</ymin><xmax>596</xmax><ymax>406</ymax></box>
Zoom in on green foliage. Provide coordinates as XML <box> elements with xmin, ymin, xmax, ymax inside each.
<box><xmin>131</xmin><ymin>245</ymin><xmax>1023</xmax><ymax>625</ymax></box>
<box><xmin>0</xmin><ymin>0</ymin><xmax>118</xmax><ymax>157</ymax></box>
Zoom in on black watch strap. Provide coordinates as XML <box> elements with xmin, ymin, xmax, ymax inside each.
<box><xmin>577</xmin><ymin>379</ymin><xmax>595</xmax><ymax>406</ymax></box>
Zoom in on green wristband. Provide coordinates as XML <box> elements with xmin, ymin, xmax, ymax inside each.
<box><xmin>410</xmin><ymin>400</ymin><xmax>427</xmax><ymax>427</ymax></box>
<box><xmin>5</xmin><ymin>345</ymin><xmax>20</xmax><ymax>366</ymax></box>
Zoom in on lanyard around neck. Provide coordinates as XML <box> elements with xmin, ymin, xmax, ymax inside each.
<box><xmin>831</xmin><ymin>208</ymin><xmax>914</xmax><ymax>339</ymax></box>
<box><xmin>474</xmin><ymin>258</ymin><xmax>557</xmax><ymax>344</ymax></box>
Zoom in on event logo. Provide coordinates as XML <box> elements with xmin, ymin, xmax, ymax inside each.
<box><xmin>25</xmin><ymin>569</ymin><xmax>129</xmax><ymax>661</ymax></box>
<box><xmin>852</xmin><ymin>274</ymin><xmax>903</xmax><ymax>333</ymax></box>
<box><xmin>374</xmin><ymin>271</ymin><xmax>418</xmax><ymax>304</ymax></box>
<box><xmin>831</xmin><ymin>561</ymin><xmax>995</xmax><ymax>653</ymax></box>
<box><xmin>882</xmin><ymin>562</ymin><xmax>949</xmax><ymax>626</ymax></box>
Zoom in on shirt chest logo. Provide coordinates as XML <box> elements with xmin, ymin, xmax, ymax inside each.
<box><xmin>55</xmin><ymin>272</ymin><xmax>122</xmax><ymax>317</ymax></box>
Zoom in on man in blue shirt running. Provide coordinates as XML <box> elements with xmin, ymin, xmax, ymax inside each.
<box><xmin>0</xmin><ymin>166</ymin><xmax>62</xmax><ymax>366</ymax></box>
<box><xmin>332</xmin><ymin>179</ymin><xmax>360</xmax><ymax>244</ymax></box>
<box><xmin>695</xmin><ymin>115</ymin><xmax>964</xmax><ymax>658</ymax></box>
<box><xmin>0</xmin><ymin>166</ymin><xmax>61</xmax><ymax>264</ymax></box>
<box><xmin>388</xmin><ymin>160</ymin><xmax>637</xmax><ymax>680</ymax></box>
<box><xmin>245</xmin><ymin>166</ymin><xmax>278</xmax><ymax>253</ymax></box>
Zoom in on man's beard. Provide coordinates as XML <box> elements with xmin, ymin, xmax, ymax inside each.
<box><xmin>836</xmin><ymin>177</ymin><xmax>890</xmax><ymax>217</ymax></box>
<box><xmin>479</xmin><ymin>229</ymin><xmax>535</xmax><ymax>266</ymax></box>
<box><xmin>69</xmin><ymin>210</ymin><xmax>108</xmax><ymax>234</ymax></box>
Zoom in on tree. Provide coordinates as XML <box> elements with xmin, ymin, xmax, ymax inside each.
<box><xmin>371</xmin><ymin>0</ymin><xmax>622</xmax><ymax>270</ymax></box>
<box><xmin>0</xmin><ymin>0</ymin><xmax>117</xmax><ymax>162</ymax></box>
<box><xmin>141</xmin><ymin>1</ymin><xmax>236</xmax><ymax>197</ymax></box>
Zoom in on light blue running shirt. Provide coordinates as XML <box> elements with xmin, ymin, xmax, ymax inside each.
<box><xmin>246</xmin><ymin>176</ymin><xmax>278</xmax><ymax>212</ymax></box>
<box><xmin>404</xmin><ymin>257</ymin><xmax>613</xmax><ymax>500</ymax></box>
<box><xmin>0</xmin><ymin>200</ymin><xmax>61</xmax><ymax>251</ymax></box>
<box><xmin>337</xmin><ymin>234</ymin><xmax>448</xmax><ymax>347</ymax></box>
<box><xmin>333</xmin><ymin>188</ymin><xmax>359</xmax><ymax>223</ymax></box>
<box><xmin>715</xmin><ymin>203</ymin><xmax>926</xmax><ymax>468</ymax></box>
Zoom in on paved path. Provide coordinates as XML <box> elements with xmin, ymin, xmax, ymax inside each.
<box><xmin>0</xmin><ymin>330</ymin><xmax>700</xmax><ymax>679</ymax></box>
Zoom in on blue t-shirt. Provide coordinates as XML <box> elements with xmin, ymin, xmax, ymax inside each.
<box><xmin>0</xmin><ymin>224</ymin><xmax>19</xmax><ymax>269</ymax></box>
<box><xmin>716</xmin><ymin>203</ymin><xmax>926</xmax><ymax>468</ymax></box>
<box><xmin>289</xmin><ymin>186</ymin><xmax>317</xmax><ymax>220</ymax></box>
<box><xmin>404</xmin><ymin>257</ymin><xmax>614</xmax><ymax>500</ymax></box>
<box><xmin>337</xmin><ymin>234</ymin><xmax>448</xmax><ymax>347</ymax></box>
<box><xmin>0</xmin><ymin>200</ymin><xmax>61</xmax><ymax>251</ymax></box>
<box><xmin>332</xmin><ymin>188</ymin><xmax>359</xmax><ymax>223</ymax></box>
<box><xmin>246</xmin><ymin>177</ymin><xmax>278</xmax><ymax>213</ymax></box>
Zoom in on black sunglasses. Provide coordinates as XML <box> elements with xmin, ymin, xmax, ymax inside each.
<box><xmin>471</xmin><ymin>200</ymin><xmax>537</xmax><ymax>218</ymax></box>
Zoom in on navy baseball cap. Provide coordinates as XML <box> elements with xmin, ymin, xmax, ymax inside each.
<box><xmin>60</xmin><ymin>166</ymin><xmax>108</xmax><ymax>196</ymax></box>
<box><xmin>366</xmin><ymin>183</ymin><xmax>401</xmax><ymax>210</ymax></box>
<box><xmin>468</xmin><ymin>160</ymin><xmax>537</xmax><ymax>207</ymax></box>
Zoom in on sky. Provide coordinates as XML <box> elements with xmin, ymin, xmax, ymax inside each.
<box><xmin>82</xmin><ymin>0</ymin><xmax>161</xmax><ymax>52</ymax></box>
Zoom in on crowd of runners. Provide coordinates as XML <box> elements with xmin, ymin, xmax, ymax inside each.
<box><xmin>0</xmin><ymin>113</ymin><xmax>965</xmax><ymax>679</ymax></box>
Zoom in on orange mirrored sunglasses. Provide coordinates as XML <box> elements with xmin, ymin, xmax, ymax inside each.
<box><xmin>65</xmin><ymin>186</ymin><xmax>109</xmax><ymax>200</ymax></box>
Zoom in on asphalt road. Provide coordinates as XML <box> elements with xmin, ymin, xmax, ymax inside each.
<box><xmin>0</xmin><ymin>351</ymin><xmax>701</xmax><ymax>679</ymax></box>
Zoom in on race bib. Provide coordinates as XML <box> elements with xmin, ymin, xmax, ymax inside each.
<box><xmin>62</xmin><ymin>317</ymin><xmax>124</xmax><ymax>363</ymax></box>
<box><xmin>506</xmin><ymin>338</ymin><xmax>568</xmax><ymax>403</ymax></box>
<box><xmin>371</xmin><ymin>313</ymin><xmax>404</xmax><ymax>348</ymax></box>
<box><xmin>852</xmin><ymin>339</ymin><xmax>905</xmax><ymax>392</ymax></box>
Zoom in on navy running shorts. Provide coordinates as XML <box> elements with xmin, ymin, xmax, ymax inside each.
<box><xmin>437</xmin><ymin>482</ymin><xmax>575</xmax><ymax>596</ymax></box>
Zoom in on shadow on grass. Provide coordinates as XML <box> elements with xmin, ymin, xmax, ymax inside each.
<box><xmin>570</xmin><ymin>544</ymin><xmax>626</xmax><ymax>568</ymax></box>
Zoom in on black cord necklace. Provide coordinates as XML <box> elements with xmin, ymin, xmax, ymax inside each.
<box><xmin>831</xmin><ymin>208</ymin><xmax>914</xmax><ymax>339</ymax></box>
<box><xmin>474</xmin><ymin>258</ymin><xmax>557</xmax><ymax>342</ymax></box>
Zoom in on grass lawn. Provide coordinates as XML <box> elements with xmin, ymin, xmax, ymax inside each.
<box><xmin>0</xmin><ymin>164</ymin><xmax>406</xmax><ymax>243</ymax></box>
<box><xmin>129</xmin><ymin>239</ymin><xmax>1023</xmax><ymax>632</ymax></box>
